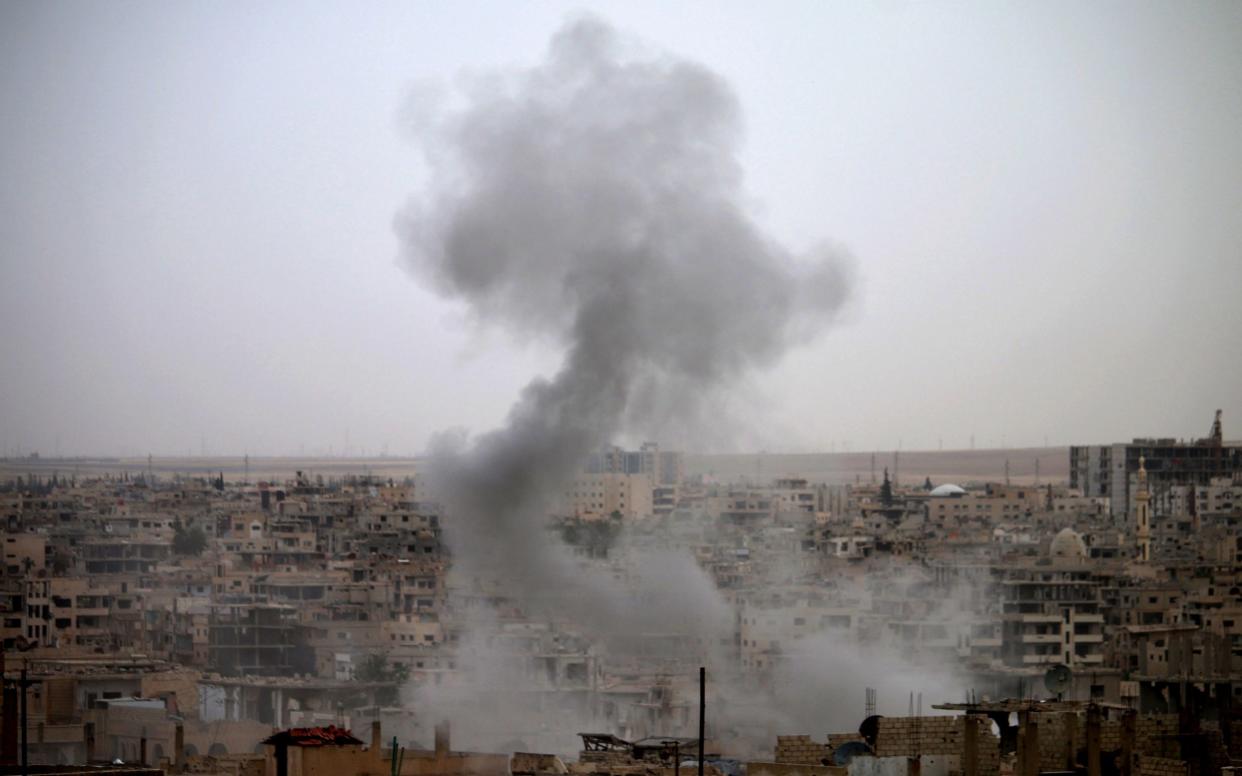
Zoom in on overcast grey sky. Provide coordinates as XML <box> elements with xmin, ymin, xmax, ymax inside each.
<box><xmin>2</xmin><ymin>1</ymin><xmax>1239</xmax><ymax>457</ymax></box>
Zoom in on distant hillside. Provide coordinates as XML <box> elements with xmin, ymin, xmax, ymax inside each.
<box><xmin>685</xmin><ymin>447</ymin><xmax>1069</xmax><ymax>486</ymax></box>
<box><xmin>2</xmin><ymin>447</ymin><xmax>1069</xmax><ymax>488</ymax></box>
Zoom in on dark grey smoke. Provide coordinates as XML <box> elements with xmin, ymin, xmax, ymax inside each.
<box><xmin>396</xmin><ymin>16</ymin><xmax>852</xmax><ymax>634</ymax></box>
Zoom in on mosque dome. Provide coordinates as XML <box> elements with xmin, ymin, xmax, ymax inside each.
<box><xmin>929</xmin><ymin>483</ymin><xmax>966</xmax><ymax>497</ymax></box>
<box><xmin>1049</xmin><ymin>528</ymin><xmax>1088</xmax><ymax>560</ymax></box>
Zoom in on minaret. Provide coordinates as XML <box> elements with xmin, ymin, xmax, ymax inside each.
<box><xmin>1135</xmin><ymin>455</ymin><xmax>1151</xmax><ymax>562</ymax></box>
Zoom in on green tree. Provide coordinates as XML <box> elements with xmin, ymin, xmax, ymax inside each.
<box><xmin>558</xmin><ymin>518</ymin><xmax>621</xmax><ymax>558</ymax></box>
<box><xmin>355</xmin><ymin>653</ymin><xmax>409</xmax><ymax>706</ymax></box>
<box><xmin>172</xmin><ymin>525</ymin><xmax>208</xmax><ymax>556</ymax></box>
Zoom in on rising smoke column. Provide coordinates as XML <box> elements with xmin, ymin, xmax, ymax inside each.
<box><xmin>396</xmin><ymin>17</ymin><xmax>852</xmax><ymax>634</ymax></box>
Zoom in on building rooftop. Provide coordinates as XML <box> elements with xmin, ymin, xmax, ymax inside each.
<box><xmin>261</xmin><ymin>726</ymin><xmax>363</xmax><ymax>748</ymax></box>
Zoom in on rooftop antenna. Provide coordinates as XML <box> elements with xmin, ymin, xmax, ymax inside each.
<box><xmin>893</xmin><ymin>450</ymin><xmax>899</xmax><ymax>487</ymax></box>
<box><xmin>865</xmin><ymin>687</ymin><xmax>876</xmax><ymax>718</ymax></box>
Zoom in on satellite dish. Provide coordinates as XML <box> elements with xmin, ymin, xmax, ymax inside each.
<box><xmin>1044</xmin><ymin>664</ymin><xmax>1073</xmax><ymax>697</ymax></box>
<box><xmin>858</xmin><ymin>715</ymin><xmax>883</xmax><ymax>747</ymax></box>
<box><xmin>832</xmin><ymin>741</ymin><xmax>874</xmax><ymax>766</ymax></box>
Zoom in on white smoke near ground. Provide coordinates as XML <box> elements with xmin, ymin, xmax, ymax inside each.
<box><xmin>391</xmin><ymin>15</ymin><xmax>985</xmax><ymax>758</ymax></box>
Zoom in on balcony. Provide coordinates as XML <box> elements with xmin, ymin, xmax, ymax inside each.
<box><xmin>1021</xmin><ymin>634</ymin><xmax>1063</xmax><ymax>644</ymax></box>
<box><xmin>1017</xmin><ymin>614</ymin><xmax>1063</xmax><ymax>624</ymax></box>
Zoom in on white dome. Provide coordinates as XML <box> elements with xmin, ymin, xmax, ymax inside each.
<box><xmin>929</xmin><ymin>483</ymin><xmax>966</xmax><ymax>497</ymax></box>
<box><xmin>1050</xmin><ymin>528</ymin><xmax>1088</xmax><ymax>560</ymax></box>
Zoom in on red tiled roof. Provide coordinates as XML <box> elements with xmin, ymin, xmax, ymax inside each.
<box><xmin>262</xmin><ymin>726</ymin><xmax>364</xmax><ymax>747</ymax></box>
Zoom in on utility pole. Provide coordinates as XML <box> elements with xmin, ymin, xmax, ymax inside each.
<box><xmin>697</xmin><ymin>667</ymin><xmax>706</xmax><ymax>776</ymax></box>
<box><xmin>20</xmin><ymin>668</ymin><xmax>28</xmax><ymax>776</ymax></box>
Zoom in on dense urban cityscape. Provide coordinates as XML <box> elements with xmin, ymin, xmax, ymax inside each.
<box><xmin>2</xmin><ymin>410</ymin><xmax>1241</xmax><ymax>776</ymax></box>
<box><xmin>5</xmin><ymin>4</ymin><xmax>1240</xmax><ymax>776</ymax></box>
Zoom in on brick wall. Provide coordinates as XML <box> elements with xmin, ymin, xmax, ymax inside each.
<box><xmin>1024</xmin><ymin>711</ymin><xmax>1193</xmax><ymax>776</ymax></box>
<box><xmin>826</xmin><ymin>734</ymin><xmax>863</xmax><ymax>751</ymax></box>
<box><xmin>775</xmin><ymin>736</ymin><xmax>829</xmax><ymax>765</ymax></box>
<box><xmin>1135</xmin><ymin>715</ymin><xmax>1180</xmax><ymax>757</ymax></box>
<box><xmin>1032</xmin><ymin>712</ymin><xmax>1077</xmax><ymax>772</ymax></box>
<box><xmin>1137</xmin><ymin>754</ymin><xmax>1188</xmax><ymax>776</ymax></box>
<box><xmin>1095</xmin><ymin>715</ymin><xmax>1179</xmax><ymax>754</ymax></box>
<box><xmin>971</xmin><ymin>718</ymin><xmax>1001</xmax><ymax>776</ymax></box>
<box><xmin>874</xmin><ymin>716</ymin><xmax>960</xmax><ymax>757</ymax></box>
<box><xmin>872</xmin><ymin>717</ymin><xmax>999</xmax><ymax>776</ymax></box>
<box><xmin>1029</xmin><ymin>711</ymin><xmax>1181</xmax><ymax>771</ymax></box>
<box><xmin>1229</xmin><ymin>720</ymin><xmax>1242</xmax><ymax>757</ymax></box>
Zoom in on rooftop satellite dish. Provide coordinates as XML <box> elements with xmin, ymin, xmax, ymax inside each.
<box><xmin>858</xmin><ymin>715</ymin><xmax>883</xmax><ymax>748</ymax></box>
<box><xmin>1044</xmin><ymin>664</ymin><xmax>1073</xmax><ymax>698</ymax></box>
<box><xmin>832</xmin><ymin>741</ymin><xmax>874</xmax><ymax>766</ymax></box>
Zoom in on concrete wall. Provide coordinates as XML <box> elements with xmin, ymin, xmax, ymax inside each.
<box><xmin>748</xmin><ymin>761</ymin><xmax>845</xmax><ymax>776</ymax></box>
<box><xmin>265</xmin><ymin>744</ymin><xmax>509</xmax><ymax>776</ymax></box>
<box><xmin>293</xmin><ymin>744</ymin><xmax>370</xmax><ymax>776</ymax></box>
<box><xmin>95</xmin><ymin>706</ymin><xmax>271</xmax><ymax>761</ymax></box>
<box><xmin>139</xmin><ymin>671</ymin><xmax>200</xmax><ymax>719</ymax></box>
<box><xmin>848</xmin><ymin>756</ymin><xmax>956</xmax><ymax>776</ymax></box>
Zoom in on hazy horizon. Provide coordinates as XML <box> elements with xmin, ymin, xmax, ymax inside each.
<box><xmin>3</xmin><ymin>1</ymin><xmax>1240</xmax><ymax>457</ymax></box>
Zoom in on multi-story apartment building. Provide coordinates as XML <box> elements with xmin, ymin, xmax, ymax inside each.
<box><xmin>924</xmin><ymin>483</ymin><xmax>1046</xmax><ymax>526</ymax></box>
<box><xmin>207</xmin><ymin>602</ymin><xmax>307</xmax><ymax>676</ymax></box>
<box><xmin>559</xmin><ymin>471</ymin><xmax>654</xmax><ymax>520</ymax></box>
<box><xmin>997</xmin><ymin>530</ymin><xmax>1106</xmax><ymax>668</ymax></box>
<box><xmin>1070</xmin><ymin>410</ymin><xmax>1242</xmax><ymax>520</ymax></box>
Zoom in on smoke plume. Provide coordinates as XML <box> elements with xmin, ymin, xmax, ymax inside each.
<box><xmin>398</xmin><ymin>15</ymin><xmax>851</xmax><ymax>608</ymax></box>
